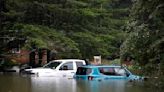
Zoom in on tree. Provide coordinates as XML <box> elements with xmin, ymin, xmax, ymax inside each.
<box><xmin>121</xmin><ymin>0</ymin><xmax>164</xmax><ymax>76</ymax></box>
<box><xmin>1</xmin><ymin>0</ymin><xmax>132</xmax><ymax>61</ymax></box>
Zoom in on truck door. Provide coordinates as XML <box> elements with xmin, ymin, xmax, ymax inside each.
<box><xmin>58</xmin><ymin>62</ymin><xmax>75</xmax><ymax>78</ymax></box>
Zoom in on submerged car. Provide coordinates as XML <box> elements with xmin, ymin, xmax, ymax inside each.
<box><xmin>74</xmin><ymin>65</ymin><xmax>143</xmax><ymax>81</ymax></box>
<box><xmin>23</xmin><ymin>59</ymin><xmax>86</xmax><ymax>77</ymax></box>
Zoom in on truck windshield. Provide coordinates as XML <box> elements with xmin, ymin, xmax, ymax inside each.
<box><xmin>43</xmin><ymin>62</ymin><xmax>61</xmax><ymax>69</ymax></box>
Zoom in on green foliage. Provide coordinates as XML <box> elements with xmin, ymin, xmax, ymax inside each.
<box><xmin>1</xmin><ymin>59</ymin><xmax>19</xmax><ymax>67</ymax></box>
<box><xmin>120</xmin><ymin>0</ymin><xmax>164</xmax><ymax>83</ymax></box>
<box><xmin>1</xmin><ymin>0</ymin><xmax>131</xmax><ymax>60</ymax></box>
<box><xmin>70</xmin><ymin>31</ymin><xmax>127</xmax><ymax>59</ymax></box>
<box><xmin>11</xmin><ymin>24</ymin><xmax>81</xmax><ymax>58</ymax></box>
<box><xmin>70</xmin><ymin>32</ymin><xmax>100</xmax><ymax>58</ymax></box>
<box><xmin>111</xmin><ymin>59</ymin><xmax>121</xmax><ymax>65</ymax></box>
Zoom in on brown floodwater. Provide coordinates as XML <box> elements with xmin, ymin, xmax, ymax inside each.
<box><xmin>0</xmin><ymin>73</ymin><xmax>163</xmax><ymax>92</ymax></box>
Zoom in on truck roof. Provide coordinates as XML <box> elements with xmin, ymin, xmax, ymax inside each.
<box><xmin>51</xmin><ymin>59</ymin><xmax>85</xmax><ymax>63</ymax></box>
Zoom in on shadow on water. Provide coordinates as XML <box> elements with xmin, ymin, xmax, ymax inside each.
<box><xmin>0</xmin><ymin>73</ymin><xmax>163</xmax><ymax>92</ymax></box>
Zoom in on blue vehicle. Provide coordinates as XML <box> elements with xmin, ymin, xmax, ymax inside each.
<box><xmin>74</xmin><ymin>65</ymin><xmax>143</xmax><ymax>81</ymax></box>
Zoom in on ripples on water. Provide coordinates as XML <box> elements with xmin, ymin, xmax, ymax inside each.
<box><xmin>0</xmin><ymin>73</ymin><xmax>162</xmax><ymax>92</ymax></box>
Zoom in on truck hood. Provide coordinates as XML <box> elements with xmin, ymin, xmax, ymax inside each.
<box><xmin>25</xmin><ymin>68</ymin><xmax>54</xmax><ymax>74</ymax></box>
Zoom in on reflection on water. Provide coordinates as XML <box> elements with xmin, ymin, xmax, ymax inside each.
<box><xmin>31</xmin><ymin>77</ymin><xmax>77</xmax><ymax>92</ymax></box>
<box><xmin>0</xmin><ymin>73</ymin><xmax>31</xmax><ymax>92</ymax></box>
<box><xmin>76</xmin><ymin>80</ymin><xmax>127</xmax><ymax>92</ymax></box>
<box><xmin>0</xmin><ymin>73</ymin><xmax>163</xmax><ymax>92</ymax></box>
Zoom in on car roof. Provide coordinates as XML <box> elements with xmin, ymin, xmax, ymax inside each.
<box><xmin>79</xmin><ymin>65</ymin><xmax>122</xmax><ymax>68</ymax></box>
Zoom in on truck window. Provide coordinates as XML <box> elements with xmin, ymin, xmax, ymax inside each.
<box><xmin>43</xmin><ymin>62</ymin><xmax>61</xmax><ymax>69</ymax></box>
<box><xmin>59</xmin><ymin>62</ymin><xmax>73</xmax><ymax>70</ymax></box>
<box><xmin>76</xmin><ymin>62</ymin><xmax>84</xmax><ymax>68</ymax></box>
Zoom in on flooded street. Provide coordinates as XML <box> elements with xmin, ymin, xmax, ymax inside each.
<box><xmin>0</xmin><ymin>73</ymin><xmax>162</xmax><ymax>92</ymax></box>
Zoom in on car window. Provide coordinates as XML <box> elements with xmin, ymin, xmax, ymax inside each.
<box><xmin>114</xmin><ymin>67</ymin><xmax>127</xmax><ymax>76</ymax></box>
<box><xmin>43</xmin><ymin>62</ymin><xmax>61</xmax><ymax>69</ymax></box>
<box><xmin>76</xmin><ymin>62</ymin><xmax>84</xmax><ymax>68</ymax></box>
<box><xmin>99</xmin><ymin>67</ymin><xmax>116</xmax><ymax>75</ymax></box>
<box><xmin>76</xmin><ymin>67</ymin><xmax>92</xmax><ymax>75</ymax></box>
<box><xmin>59</xmin><ymin>62</ymin><xmax>73</xmax><ymax>70</ymax></box>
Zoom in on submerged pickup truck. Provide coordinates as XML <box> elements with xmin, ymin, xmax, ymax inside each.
<box><xmin>23</xmin><ymin>59</ymin><xmax>86</xmax><ymax>78</ymax></box>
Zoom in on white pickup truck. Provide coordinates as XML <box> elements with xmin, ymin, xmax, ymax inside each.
<box><xmin>24</xmin><ymin>59</ymin><xmax>86</xmax><ymax>78</ymax></box>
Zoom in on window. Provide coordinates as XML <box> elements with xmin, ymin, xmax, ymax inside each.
<box><xmin>99</xmin><ymin>67</ymin><xmax>116</xmax><ymax>75</ymax></box>
<box><xmin>43</xmin><ymin>62</ymin><xmax>61</xmax><ymax>69</ymax></box>
<box><xmin>76</xmin><ymin>62</ymin><xmax>84</xmax><ymax>68</ymax></box>
<box><xmin>76</xmin><ymin>67</ymin><xmax>92</xmax><ymax>75</ymax></box>
<box><xmin>11</xmin><ymin>48</ymin><xmax>20</xmax><ymax>53</ymax></box>
<box><xmin>114</xmin><ymin>67</ymin><xmax>127</xmax><ymax>76</ymax></box>
<box><xmin>59</xmin><ymin>62</ymin><xmax>73</xmax><ymax>70</ymax></box>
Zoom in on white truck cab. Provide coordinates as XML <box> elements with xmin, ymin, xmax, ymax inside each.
<box><xmin>24</xmin><ymin>59</ymin><xmax>86</xmax><ymax>78</ymax></box>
